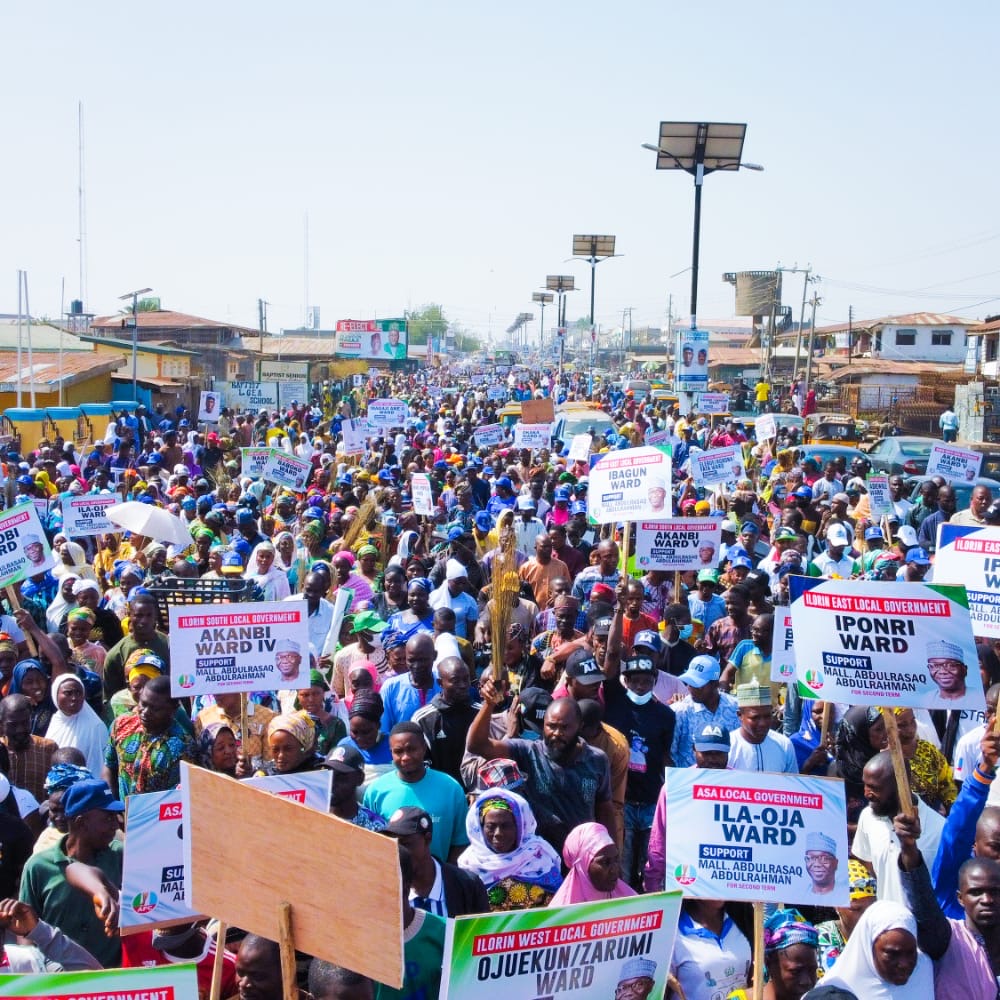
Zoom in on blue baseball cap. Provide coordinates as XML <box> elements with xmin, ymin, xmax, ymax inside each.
<box><xmin>62</xmin><ymin>779</ymin><xmax>125</xmax><ymax>818</ymax></box>
<box><xmin>570</xmin><ymin>501</ymin><xmax>587</xmax><ymax>515</ymax></box>
<box><xmin>678</xmin><ymin>655</ymin><xmax>722</xmax><ymax>688</ymax></box>
<box><xmin>495</xmin><ymin>476</ymin><xmax>513</xmax><ymax>491</ymax></box>
<box><xmin>632</xmin><ymin>629</ymin><xmax>662</xmax><ymax>653</ymax></box>
<box><xmin>864</xmin><ymin>526</ymin><xmax>884</xmax><ymax>542</ymax></box>
<box><xmin>447</xmin><ymin>526</ymin><xmax>466</xmax><ymax>542</ymax></box>
<box><xmin>554</xmin><ymin>486</ymin><xmax>571</xmax><ymax>501</ymax></box>
<box><xmin>906</xmin><ymin>547</ymin><xmax>931</xmax><ymax>566</ymax></box>
<box><xmin>474</xmin><ymin>511</ymin><xmax>493</xmax><ymax>532</ymax></box>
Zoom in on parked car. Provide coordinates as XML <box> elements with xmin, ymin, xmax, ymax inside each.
<box><xmin>865</xmin><ymin>436</ymin><xmax>938</xmax><ymax>476</ymax></box>
<box><xmin>905</xmin><ymin>474</ymin><xmax>1000</xmax><ymax>512</ymax></box>
<box><xmin>552</xmin><ymin>405</ymin><xmax>617</xmax><ymax>445</ymax></box>
<box><xmin>796</xmin><ymin>444</ymin><xmax>870</xmax><ymax>471</ymax></box>
<box><xmin>960</xmin><ymin>442</ymin><xmax>1000</xmax><ymax>480</ymax></box>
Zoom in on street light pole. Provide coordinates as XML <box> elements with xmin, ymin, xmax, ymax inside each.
<box><xmin>119</xmin><ymin>286</ymin><xmax>152</xmax><ymax>403</ymax></box>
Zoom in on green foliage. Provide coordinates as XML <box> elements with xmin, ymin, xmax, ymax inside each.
<box><xmin>405</xmin><ymin>304</ymin><xmax>448</xmax><ymax>346</ymax></box>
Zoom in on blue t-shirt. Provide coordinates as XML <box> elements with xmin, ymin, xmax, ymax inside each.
<box><xmin>338</xmin><ymin>733</ymin><xmax>393</xmax><ymax>766</ymax></box>
<box><xmin>688</xmin><ymin>593</ymin><xmax>727</xmax><ymax>631</ymax></box>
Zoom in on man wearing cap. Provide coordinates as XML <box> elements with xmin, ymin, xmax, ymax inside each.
<box><xmin>807</xmin><ymin>523</ymin><xmax>859</xmax><ymax>578</ymax></box>
<box><xmin>804</xmin><ymin>831</ymin><xmax>840</xmax><ymax>895</ymax></box>
<box><xmin>519</xmin><ymin>534</ymin><xmax>569</xmax><ymax>614</ymax></box>
<box><xmin>513</xmin><ymin>495</ymin><xmax>546</xmax><ymax>557</ymax></box>
<box><xmin>381</xmin><ymin>806</ymin><xmax>489</xmax><ymax>917</ymax></box>
<box><xmin>688</xmin><ymin>569</ymin><xmax>727</xmax><ymax>632</ymax></box>
<box><xmin>486</xmin><ymin>476</ymin><xmax>517</xmax><ymax>520</ymax></box>
<box><xmin>19</xmin><ymin>778</ymin><xmax>125</xmax><ymax>967</ymax></box>
<box><xmin>901</xmin><ymin>545</ymin><xmax>933</xmax><ymax>583</ymax></box>
<box><xmin>926</xmin><ymin>640</ymin><xmax>969</xmax><ymax>701</ymax></box>
<box><xmin>428</xmin><ymin>560</ymin><xmax>478</xmax><ymax>641</ymax></box>
<box><xmin>323</xmin><ymin>744</ymin><xmax>386</xmax><ymax>830</ymax></box>
<box><xmin>613</xmin><ymin>957</ymin><xmax>657</xmax><ymax>999</ymax></box>
<box><xmin>728</xmin><ymin>683</ymin><xmax>797</xmax><ymax>773</ymax></box>
<box><xmin>468</xmin><ymin>675</ymin><xmax>614</xmax><ymax>853</ymax></box>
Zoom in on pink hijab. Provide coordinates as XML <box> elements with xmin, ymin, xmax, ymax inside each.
<box><xmin>548</xmin><ymin>823</ymin><xmax>636</xmax><ymax>906</ymax></box>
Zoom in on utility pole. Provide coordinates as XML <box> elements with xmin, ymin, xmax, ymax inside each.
<box><xmin>804</xmin><ymin>292</ymin><xmax>822</xmax><ymax>396</ymax></box>
<box><xmin>258</xmin><ymin>298</ymin><xmax>268</xmax><ymax>356</ymax></box>
<box><xmin>847</xmin><ymin>305</ymin><xmax>854</xmax><ymax>365</ymax></box>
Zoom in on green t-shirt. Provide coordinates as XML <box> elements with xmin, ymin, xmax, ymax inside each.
<box><xmin>375</xmin><ymin>908</ymin><xmax>446</xmax><ymax>1000</ymax></box>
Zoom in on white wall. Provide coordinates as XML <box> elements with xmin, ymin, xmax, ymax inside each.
<box><xmin>875</xmin><ymin>324</ymin><xmax>967</xmax><ymax>363</ymax></box>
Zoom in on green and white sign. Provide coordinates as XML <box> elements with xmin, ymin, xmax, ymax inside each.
<box><xmin>0</xmin><ymin>963</ymin><xmax>198</xmax><ymax>997</ymax></box>
<box><xmin>441</xmin><ymin>891</ymin><xmax>682</xmax><ymax>1000</ymax></box>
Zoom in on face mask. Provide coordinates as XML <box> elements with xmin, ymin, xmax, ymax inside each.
<box><xmin>677</xmin><ymin>624</ymin><xmax>694</xmax><ymax>641</ymax></box>
<box><xmin>626</xmin><ymin>689</ymin><xmax>654</xmax><ymax>706</ymax></box>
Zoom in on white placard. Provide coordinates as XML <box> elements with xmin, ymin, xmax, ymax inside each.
<box><xmin>61</xmin><ymin>494</ymin><xmax>119</xmax><ymax>538</ymax></box>
<box><xmin>697</xmin><ymin>392</ymin><xmax>731</xmax><ymax>416</ymax></box>
<box><xmin>411</xmin><ymin>473</ymin><xmax>435</xmax><ymax>516</ymax></box>
<box><xmin>754</xmin><ymin>412</ymin><xmax>777</xmax><ymax>441</ymax></box>
<box><xmin>342</xmin><ymin>417</ymin><xmax>372</xmax><ymax>454</ymax></box>
<box><xmin>866</xmin><ymin>474</ymin><xmax>892</xmax><ymax>518</ymax></box>
<box><xmin>367</xmin><ymin>398</ymin><xmax>408</xmax><ymax>431</ymax></box>
<box><xmin>665</xmin><ymin>768</ymin><xmax>849</xmax><ymax>906</ymax></box>
<box><xmin>635</xmin><ymin>518</ymin><xmax>721</xmax><ymax>571</ymax></box>
<box><xmin>240</xmin><ymin>447</ymin><xmax>272</xmax><ymax>479</ymax></box>
<box><xmin>0</xmin><ymin>502</ymin><xmax>55</xmax><ymax>585</ymax></box>
<box><xmin>691</xmin><ymin>445</ymin><xmax>747</xmax><ymax>486</ymax></box>
<box><xmin>674</xmin><ymin>328</ymin><xmax>710</xmax><ymax>393</ymax></box>
<box><xmin>771</xmin><ymin>609</ymin><xmax>796</xmax><ymax>683</ymax></box>
<box><xmin>169</xmin><ymin>601</ymin><xmax>312</xmax><ymax>696</ymax></box>
<box><xmin>473</xmin><ymin>424</ymin><xmax>504</xmax><ymax>449</ymax></box>
<box><xmin>243</xmin><ymin>770</ymin><xmax>333</xmax><ymax>813</ymax></box>
<box><xmin>262</xmin><ymin>449</ymin><xmax>313</xmax><ymax>491</ymax></box>
<box><xmin>789</xmin><ymin>577</ymin><xmax>985</xmax><ymax>711</ymax></box>
<box><xmin>568</xmin><ymin>433</ymin><xmax>593</xmax><ymax>462</ymax></box>
<box><xmin>513</xmin><ymin>423</ymin><xmax>551</xmax><ymax>450</ymax></box>
<box><xmin>926</xmin><ymin>442</ymin><xmax>983</xmax><ymax>483</ymax></box>
<box><xmin>589</xmin><ymin>445</ymin><xmax>673</xmax><ymax>524</ymax></box>
<box><xmin>198</xmin><ymin>391</ymin><xmax>222</xmax><ymax>423</ymax></box>
<box><xmin>487</xmin><ymin>385</ymin><xmax>507</xmax><ymax>402</ymax></box>
<box><xmin>935</xmin><ymin>524</ymin><xmax>1000</xmax><ymax>638</ymax></box>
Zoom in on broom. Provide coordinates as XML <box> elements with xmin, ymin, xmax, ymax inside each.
<box><xmin>489</xmin><ymin>527</ymin><xmax>520</xmax><ymax>684</ymax></box>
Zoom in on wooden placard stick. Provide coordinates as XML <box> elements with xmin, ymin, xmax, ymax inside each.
<box><xmin>240</xmin><ymin>692</ymin><xmax>248</xmax><ymax>758</ymax></box>
<box><xmin>208</xmin><ymin>921</ymin><xmax>228</xmax><ymax>1000</ymax></box>
<box><xmin>673</xmin><ymin>570</ymin><xmax>683</xmax><ymax>604</ymax></box>
<box><xmin>620</xmin><ymin>521</ymin><xmax>632</xmax><ymax>579</ymax></box>
<box><xmin>278</xmin><ymin>901</ymin><xmax>297</xmax><ymax>1000</ymax></box>
<box><xmin>752</xmin><ymin>900</ymin><xmax>765</xmax><ymax>1000</ymax></box>
<box><xmin>819</xmin><ymin>701</ymin><xmax>833</xmax><ymax>749</ymax></box>
<box><xmin>881</xmin><ymin>707</ymin><xmax>917</xmax><ymax>819</ymax></box>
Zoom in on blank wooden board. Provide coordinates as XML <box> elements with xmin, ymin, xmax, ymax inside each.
<box><xmin>181</xmin><ymin>763</ymin><xmax>403</xmax><ymax>988</ymax></box>
<box><xmin>521</xmin><ymin>397</ymin><xmax>555</xmax><ymax>424</ymax></box>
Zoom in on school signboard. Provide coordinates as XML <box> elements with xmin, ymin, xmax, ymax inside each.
<box><xmin>441</xmin><ymin>892</ymin><xmax>682</xmax><ymax>1000</ymax></box>
<box><xmin>788</xmin><ymin>577</ymin><xmax>984</xmax><ymax>711</ymax></box>
<box><xmin>664</xmin><ymin>768</ymin><xmax>849</xmax><ymax>906</ymax></box>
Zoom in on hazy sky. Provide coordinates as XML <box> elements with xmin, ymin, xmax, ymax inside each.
<box><xmin>4</xmin><ymin>2</ymin><xmax>999</xmax><ymax>347</ymax></box>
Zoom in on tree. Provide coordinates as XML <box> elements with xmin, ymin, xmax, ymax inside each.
<box><xmin>405</xmin><ymin>304</ymin><xmax>448</xmax><ymax>346</ymax></box>
<box><xmin>117</xmin><ymin>297</ymin><xmax>161</xmax><ymax>314</ymax></box>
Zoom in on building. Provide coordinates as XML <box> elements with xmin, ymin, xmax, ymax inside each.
<box><xmin>810</xmin><ymin>312</ymin><xmax>971</xmax><ymax>365</ymax></box>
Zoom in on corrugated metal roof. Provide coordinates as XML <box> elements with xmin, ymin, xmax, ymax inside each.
<box><xmin>815</xmin><ymin>313</ymin><xmax>972</xmax><ymax>335</ymax></box>
<box><xmin>90</xmin><ymin>310</ymin><xmax>256</xmax><ymax>336</ymax></box>
<box><xmin>0</xmin><ymin>352</ymin><xmax>123</xmax><ymax>387</ymax></box>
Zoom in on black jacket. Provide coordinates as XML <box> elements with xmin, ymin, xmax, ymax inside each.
<box><xmin>441</xmin><ymin>862</ymin><xmax>490</xmax><ymax>917</ymax></box>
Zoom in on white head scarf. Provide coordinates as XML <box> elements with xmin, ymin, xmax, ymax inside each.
<box><xmin>46</xmin><ymin>674</ymin><xmax>109</xmax><ymax>778</ymax></box>
<box><xmin>821</xmin><ymin>900</ymin><xmax>933</xmax><ymax>1000</ymax></box>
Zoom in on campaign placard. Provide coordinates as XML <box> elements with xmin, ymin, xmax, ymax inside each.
<box><xmin>221</xmin><ymin>380</ymin><xmax>279</xmax><ymax>412</ymax></box>
<box><xmin>589</xmin><ymin>446</ymin><xmax>673</xmax><ymax>524</ymax></box>
<box><xmin>198</xmin><ymin>389</ymin><xmax>222</xmax><ymax>423</ymax></box>
<box><xmin>664</xmin><ymin>768</ymin><xmax>849</xmax><ymax>906</ymax></box>
<box><xmin>411</xmin><ymin>473</ymin><xmax>435</xmax><ymax>516</ymax></box>
<box><xmin>788</xmin><ymin>578</ymin><xmax>984</xmax><ymax>710</ymax></box>
<box><xmin>169</xmin><ymin>601</ymin><xmax>312</xmax><ymax>696</ymax></box>
<box><xmin>698</xmin><ymin>392</ymin><xmax>731</xmax><ymax>416</ymax></box>
<box><xmin>771</xmin><ymin>609</ymin><xmax>796</xmax><ymax>683</ymax></box>
<box><xmin>521</xmin><ymin>397</ymin><xmax>555</xmax><ymax>424</ymax></box>
<box><xmin>926</xmin><ymin>442</ymin><xmax>983</xmax><ymax>483</ymax></box>
<box><xmin>261</xmin><ymin>449</ymin><xmax>312</xmax><ymax>491</ymax></box>
<box><xmin>487</xmin><ymin>385</ymin><xmax>508</xmax><ymax>402</ymax></box>
<box><xmin>513</xmin><ymin>423</ymin><xmax>552</xmax><ymax>450</ymax></box>
<box><xmin>0</xmin><ymin>964</ymin><xmax>199</xmax><ymax>997</ymax></box>
<box><xmin>473</xmin><ymin>424</ymin><xmax>504</xmax><ymax>449</ymax></box>
<box><xmin>0</xmin><ymin>503</ymin><xmax>55</xmax><ymax>586</ymax></box>
<box><xmin>568</xmin><ymin>433</ymin><xmax>593</xmax><ymax>462</ymax></box>
<box><xmin>367</xmin><ymin>398</ymin><xmax>408</xmax><ymax>431</ymax></box>
<box><xmin>866</xmin><ymin>474</ymin><xmax>892</xmax><ymax>518</ymax></box>
<box><xmin>61</xmin><ymin>494</ymin><xmax>118</xmax><ymax>538</ymax></box>
<box><xmin>675</xmin><ymin>328</ymin><xmax>710</xmax><ymax>393</ymax></box>
<box><xmin>240</xmin><ymin>447</ymin><xmax>272</xmax><ymax>479</ymax></box>
<box><xmin>120</xmin><ymin>789</ymin><xmax>199</xmax><ymax>932</ymax></box>
<box><xmin>31</xmin><ymin>498</ymin><xmax>49</xmax><ymax>522</ymax></box>
<box><xmin>440</xmin><ymin>892</ymin><xmax>682</xmax><ymax>1000</ymax></box>
<box><xmin>754</xmin><ymin>412</ymin><xmax>777</xmax><ymax>441</ymax></box>
<box><xmin>646</xmin><ymin>430</ymin><xmax>677</xmax><ymax>452</ymax></box>
<box><xmin>691</xmin><ymin>445</ymin><xmax>746</xmax><ymax>487</ymax></box>
<box><xmin>342</xmin><ymin>417</ymin><xmax>372</xmax><ymax>454</ymax></box>
<box><xmin>635</xmin><ymin>518</ymin><xmax>721</xmax><ymax>571</ymax></box>
<box><xmin>243</xmin><ymin>770</ymin><xmax>332</xmax><ymax>812</ymax></box>
<box><xmin>935</xmin><ymin>524</ymin><xmax>1000</xmax><ymax>638</ymax></box>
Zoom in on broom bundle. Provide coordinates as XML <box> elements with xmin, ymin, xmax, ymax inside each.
<box><xmin>489</xmin><ymin>526</ymin><xmax>520</xmax><ymax>684</ymax></box>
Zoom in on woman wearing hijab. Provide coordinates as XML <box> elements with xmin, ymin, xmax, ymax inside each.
<box><xmin>548</xmin><ymin>822</ymin><xmax>635</xmax><ymax>906</ymax></box>
<box><xmin>811</xmin><ymin>900</ymin><xmax>932</xmax><ymax>1000</ymax></box>
<box><xmin>330</xmin><ymin>552</ymin><xmax>374</xmax><ymax>612</ymax></box>
<box><xmin>54</xmin><ymin>541</ymin><xmax>98</xmax><ymax>583</ymax></box>
<box><xmin>816</xmin><ymin>860</ymin><xmax>878</xmax><ymax>973</ymax></box>
<box><xmin>252</xmin><ymin>711</ymin><xmax>324</xmax><ymax>776</ymax></box>
<box><xmin>386</xmin><ymin>579</ymin><xmax>435</xmax><ymax>643</ymax></box>
<box><xmin>273</xmin><ymin>532</ymin><xmax>298</xmax><ymax>592</ymax></box>
<box><xmin>726</xmin><ymin>910</ymin><xmax>819</xmax><ymax>1000</ymax></box>
<box><xmin>45</xmin><ymin>575</ymin><xmax>79</xmax><ymax>634</ymax></box>
<box><xmin>8</xmin><ymin>659</ymin><xmax>55</xmax><ymax>737</ymax></box>
<box><xmin>197</xmin><ymin>722</ymin><xmax>239</xmax><ymax>778</ymax></box>
<box><xmin>247</xmin><ymin>542</ymin><xmax>291</xmax><ymax>602</ymax></box>
<box><xmin>338</xmin><ymin>691</ymin><xmax>393</xmax><ymax>789</ymax></box>
<box><xmin>458</xmin><ymin>789</ymin><xmax>562</xmax><ymax>910</ymax></box>
<box><xmin>295</xmin><ymin>670</ymin><xmax>347</xmax><ymax>755</ymax></box>
<box><xmin>835</xmin><ymin>705</ymin><xmax>886</xmax><ymax>828</ymax></box>
<box><xmin>66</xmin><ymin>608</ymin><xmax>107</xmax><ymax>679</ymax></box>
<box><xmin>46</xmin><ymin>674</ymin><xmax>109</xmax><ymax>778</ymax></box>
<box><xmin>791</xmin><ymin>700</ymin><xmax>834</xmax><ymax>774</ymax></box>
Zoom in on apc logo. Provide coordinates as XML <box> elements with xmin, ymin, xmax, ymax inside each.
<box><xmin>159</xmin><ymin>802</ymin><xmax>183</xmax><ymax>821</ymax></box>
<box><xmin>673</xmin><ymin>864</ymin><xmax>697</xmax><ymax>886</ymax></box>
<box><xmin>176</xmin><ymin>674</ymin><xmax>196</xmax><ymax>690</ymax></box>
<box><xmin>131</xmin><ymin>891</ymin><xmax>158</xmax><ymax>914</ymax></box>
<box><xmin>804</xmin><ymin>669</ymin><xmax>824</xmax><ymax>691</ymax></box>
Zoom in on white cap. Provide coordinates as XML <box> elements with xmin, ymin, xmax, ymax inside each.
<box><xmin>826</xmin><ymin>524</ymin><xmax>849</xmax><ymax>546</ymax></box>
<box><xmin>445</xmin><ymin>558</ymin><xmax>468</xmax><ymax>581</ymax></box>
<box><xmin>897</xmin><ymin>524</ymin><xmax>919</xmax><ymax>548</ymax></box>
<box><xmin>515</xmin><ymin>495</ymin><xmax>536</xmax><ymax>510</ymax></box>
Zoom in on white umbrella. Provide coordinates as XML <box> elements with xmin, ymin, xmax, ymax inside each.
<box><xmin>106</xmin><ymin>501</ymin><xmax>195</xmax><ymax>548</ymax></box>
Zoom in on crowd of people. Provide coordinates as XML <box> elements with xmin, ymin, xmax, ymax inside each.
<box><xmin>0</xmin><ymin>367</ymin><xmax>998</xmax><ymax>1000</ymax></box>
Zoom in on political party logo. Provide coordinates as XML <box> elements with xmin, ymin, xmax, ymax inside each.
<box><xmin>131</xmin><ymin>891</ymin><xmax>158</xmax><ymax>914</ymax></box>
<box><xmin>673</xmin><ymin>864</ymin><xmax>697</xmax><ymax>886</ymax></box>
<box><xmin>776</xmin><ymin>662</ymin><xmax>794</xmax><ymax>679</ymax></box>
<box><xmin>804</xmin><ymin>668</ymin><xmax>824</xmax><ymax>691</ymax></box>
<box><xmin>176</xmin><ymin>674</ymin><xmax>196</xmax><ymax>690</ymax></box>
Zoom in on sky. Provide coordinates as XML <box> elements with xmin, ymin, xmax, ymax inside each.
<box><xmin>3</xmin><ymin>2</ymin><xmax>1000</xmax><ymax>349</ymax></box>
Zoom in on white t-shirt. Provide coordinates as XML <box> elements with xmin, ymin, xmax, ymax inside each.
<box><xmin>727</xmin><ymin>730</ymin><xmax>798</xmax><ymax>773</ymax></box>
<box><xmin>671</xmin><ymin>912</ymin><xmax>751</xmax><ymax>1000</ymax></box>
<box><xmin>852</xmin><ymin>798</ymin><xmax>945</xmax><ymax>905</ymax></box>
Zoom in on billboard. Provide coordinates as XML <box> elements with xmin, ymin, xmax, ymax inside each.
<box><xmin>336</xmin><ymin>318</ymin><xmax>407</xmax><ymax>360</ymax></box>
<box><xmin>675</xmin><ymin>328</ymin><xmax>709</xmax><ymax>393</ymax></box>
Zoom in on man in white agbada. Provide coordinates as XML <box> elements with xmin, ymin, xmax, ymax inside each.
<box><xmin>727</xmin><ymin>682</ymin><xmax>798</xmax><ymax>773</ymax></box>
